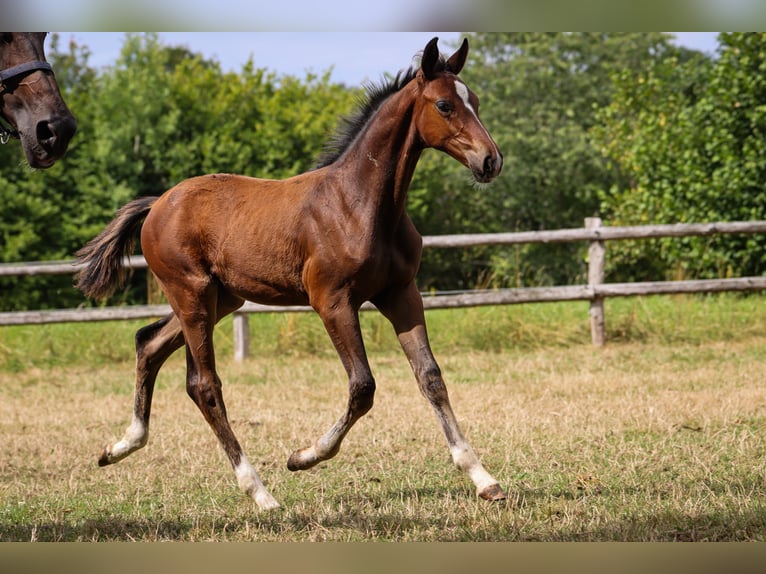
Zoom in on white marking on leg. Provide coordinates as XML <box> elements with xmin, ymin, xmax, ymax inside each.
<box><xmin>289</xmin><ymin>417</ymin><xmax>346</xmax><ymax>470</ymax></box>
<box><xmin>235</xmin><ymin>455</ymin><xmax>281</xmax><ymax>510</ymax></box>
<box><xmin>108</xmin><ymin>415</ymin><xmax>148</xmax><ymax>461</ymax></box>
<box><xmin>450</xmin><ymin>443</ymin><xmax>499</xmax><ymax>492</ymax></box>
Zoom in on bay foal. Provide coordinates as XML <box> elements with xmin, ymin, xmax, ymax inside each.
<box><xmin>76</xmin><ymin>37</ymin><xmax>506</xmax><ymax>510</ymax></box>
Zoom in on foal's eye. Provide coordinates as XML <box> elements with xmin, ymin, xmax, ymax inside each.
<box><xmin>435</xmin><ymin>100</ymin><xmax>453</xmax><ymax>114</ymax></box>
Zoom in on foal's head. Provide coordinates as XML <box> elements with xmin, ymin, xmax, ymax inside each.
<box><xmin>414</xmin><ymin>37</ymin><xmax>502</xmax><ymax>183</ymax></box>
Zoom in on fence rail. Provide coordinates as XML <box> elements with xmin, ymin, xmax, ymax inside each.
<box><xmin>3</xmin><ymin>218</ymin><xmax>766</xmax><ymax>359</ymax></box>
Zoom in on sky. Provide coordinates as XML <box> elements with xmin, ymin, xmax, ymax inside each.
<box><xmin>52</xmin><ymin>32</ymin><xmax>721</xmax><ymax>87</ymax></box>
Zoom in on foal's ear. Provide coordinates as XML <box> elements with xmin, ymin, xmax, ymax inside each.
<box><xmin>446</xmin><ymin>38</ymin><xmax>469</xmax><ymax>75</ymax></box>
<box><xmin>421</xmin><ymin>37</ymin><xmax>440</xmax><ymax>80</ymax></box>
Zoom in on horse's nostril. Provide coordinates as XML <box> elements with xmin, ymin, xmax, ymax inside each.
<box><xmin>483</xmin><ymin>155</ymin><xmax>495</xmax><ymax>176</ymax></box>
<box><xmin>484</xmin><ymin>153</ymin><xmax>503</xmax><ymax>177</ymax></box>
<box><xmin>36</xmin><ymin>121</ymin><xmax>53</xmax><ymax>141</ymax></box>
<box><xmin>36</xmin><ymin>115</ymin><xmax>77</xmax><ymax>154</ymax></box>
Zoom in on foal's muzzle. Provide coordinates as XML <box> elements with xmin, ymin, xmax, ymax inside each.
<box><xmin>472</xmin><ymin>151</ymin><xmax>503</xmax><ymax>183</ymax></box>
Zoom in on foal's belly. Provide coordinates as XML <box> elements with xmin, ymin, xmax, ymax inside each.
<box><xmin>213</xmin><ymin>257</ymin><xmax>310</xmax><ymax>308</ymax></box>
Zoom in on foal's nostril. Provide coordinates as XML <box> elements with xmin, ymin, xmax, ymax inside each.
<box><xmin>483</xmin><ymin>155</ymin><xmax>496</xmax><ymax>177</ymax></box>
<box><xmin>483</xmin><ymin>153</ymin><xmax>503</xmax><ymax>178</ymax></box>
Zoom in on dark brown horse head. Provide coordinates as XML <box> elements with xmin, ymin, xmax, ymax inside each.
<box><xmin>0</xmin><ymin>32</ymin><xmax>76</xmax><ymax>168</ymax></box>
<box><xmin>416</xmin><ymin>37</ymin><xmax>502</xmax><ymax>183</ymax></box>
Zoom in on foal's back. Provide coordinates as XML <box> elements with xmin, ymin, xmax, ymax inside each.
<box><xmin>141</xmin><ymin>172</ymin><xmax>322</xmax><ymax>306</ymax></box>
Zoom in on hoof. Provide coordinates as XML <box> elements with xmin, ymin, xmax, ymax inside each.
<box><xmin>286</xmin><ymin>450</ymin><xmax>314</xmax><ymax>471</ymax></box>
<box><xmin>479</xmin><ymin>483</ymin><xmax>507</xmax><ymax>501</ymax></box>
<box><xmin>255</xmin><ymin>498</ymin><xmax>282</xmax><ymax>512</ymax></box>
<box><xmin>98</xmin><ymin>447</ymin><xmax>113</xmax><ymax>467</ymax></box>
<box><xmin>288</xmin><ymin>442</ymin><xmax>339</xmax><ymax>471</ymax></box>
<box><xmin>254</xmin><ymin>492</ymin><xmax>282</xmax><ymax>511</ymax></box>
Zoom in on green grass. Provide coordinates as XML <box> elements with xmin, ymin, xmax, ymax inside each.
<box><xmin>1</xmin><ymin>293</ymin><xmax>766</xmax><ymax>540</ymax></box>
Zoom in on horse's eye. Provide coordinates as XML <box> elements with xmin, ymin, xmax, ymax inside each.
<box><xmin>435</xmin><ymin>100</ymin><xmax>453</xmax><ymax>115</ymax></box>
<box><xmin>0</xmin><ymin>33</ymin><xmax>12</xmax><ymax>44</ymax></box>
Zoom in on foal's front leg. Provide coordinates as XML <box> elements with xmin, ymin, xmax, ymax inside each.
<box><xmin>287</xmin><ymin>298</ymin><xmax>375</xmax><ymax>471</ymax></box>
<box><xmin>374</xmin><ymin>282</ymin><xmax>506</xmax><ymax>501</ymax></box>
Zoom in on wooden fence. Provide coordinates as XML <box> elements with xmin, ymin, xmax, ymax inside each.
<box><xmin>3</xmin><ymin>218</ymin><xmax>766</xmax><ymax>360</ymax></box>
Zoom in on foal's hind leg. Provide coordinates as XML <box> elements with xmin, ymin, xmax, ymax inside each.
<box><xmin>166</xmin><ymin>284</ymin><xmax>280</xmax><ymax>511</ymax></box>
<box><xmin>287</xmin><ymin>295</ymin><xmax>376</xmax><ymax>471</ymax></box>
<box><xmin>99</xmin><ymin>313</ymin><xmax>185</xmax><ymax>465</ymax></box>
<box><xmin>374</xmin><ymin>282</ymin><xmax>506</xmax><ymax>501</ymax></box>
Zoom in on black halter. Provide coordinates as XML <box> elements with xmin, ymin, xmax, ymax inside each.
<box><xmin>0</xmin><ymin>60</ymin><xmax>53</xmax><ymax>143</ymax></box>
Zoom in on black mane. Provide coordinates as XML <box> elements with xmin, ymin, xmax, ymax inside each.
<box><xmin>314</xmin><ymin>51</ymin><xmax>451</xmax><ymax>169</ymax></box>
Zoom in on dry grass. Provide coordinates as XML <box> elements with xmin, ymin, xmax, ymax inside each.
<box><xmin>2</xmin><ymin>298</ymin><xmax>766</xmax><ymax>540</ymax></box>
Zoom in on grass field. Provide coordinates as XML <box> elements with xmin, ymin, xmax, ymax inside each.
<box><xmin>1</xmin><ymin>294</ymin><xmax>766</xmax><ymax>541</ymax></box>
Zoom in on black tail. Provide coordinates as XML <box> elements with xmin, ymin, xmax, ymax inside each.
<box><xmin>75</xmin><ymin>197</ymin><xmax>158</xmax><ymax>301</ymax></box>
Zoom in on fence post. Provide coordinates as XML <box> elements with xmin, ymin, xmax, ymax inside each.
<box><xmin>233</xmin><ymin>312</ymin><xmax>250</xmax><ymax>362</ymax></box>
<box><xmin>586</xmin><ymin>217</ymin><xmax>606</xmax><ymax>347</ymax></box>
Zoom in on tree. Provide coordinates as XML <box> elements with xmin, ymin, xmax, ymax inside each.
<box><xmin>596</xmin><ymin>32</ymin><xmax>766</xmax><ymax>281</ymax></box>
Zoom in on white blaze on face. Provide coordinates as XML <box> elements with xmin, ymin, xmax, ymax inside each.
<box><xmin>454</xmin><ymin>80</ymin><xmax>477</xmax><ymax>117</ymax></box>
<box><xmin>453</xmin><ymin>79</ymin><xmax>494</xmax><ymax>146</ymax></box>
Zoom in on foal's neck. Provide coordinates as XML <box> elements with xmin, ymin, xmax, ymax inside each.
<box><xmin>333</xmin><ymin>81</ymin><xmax>423</xmax><ymax>228</ymax></box>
